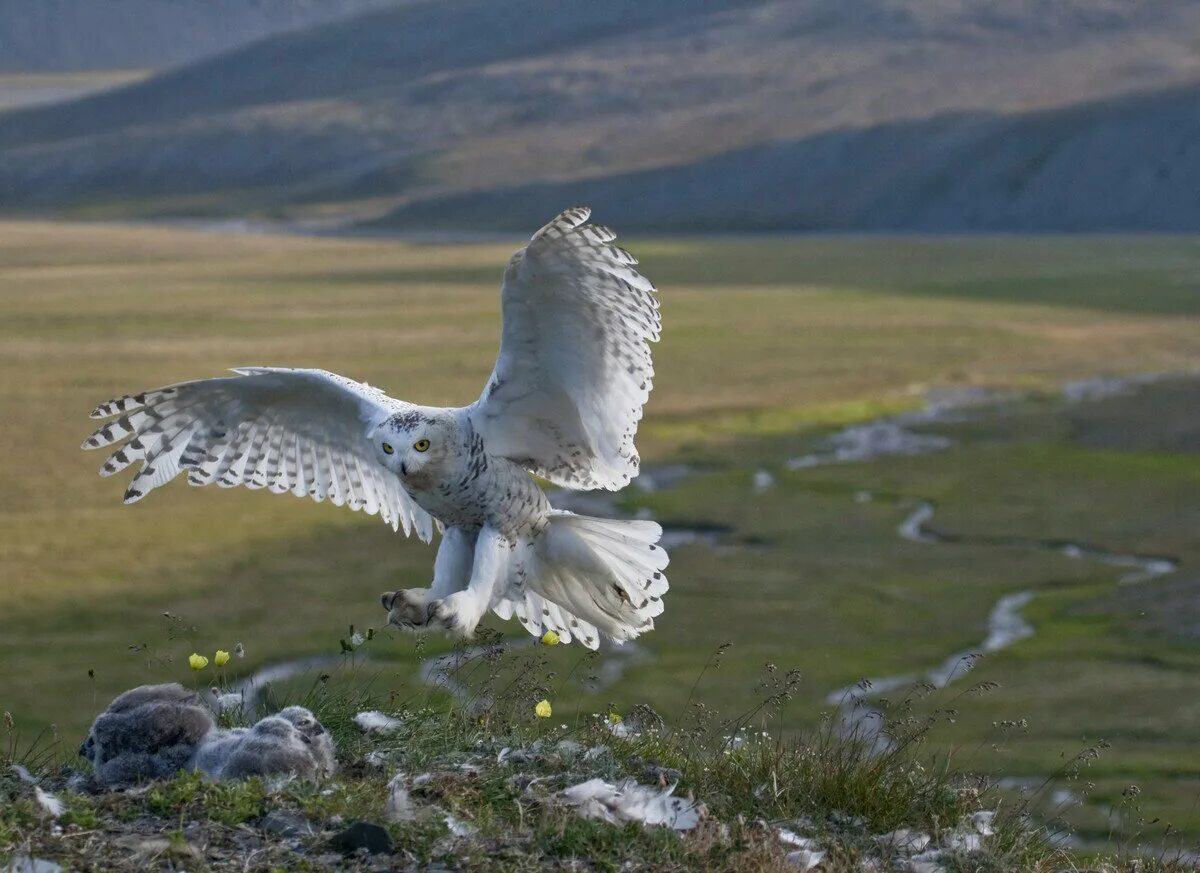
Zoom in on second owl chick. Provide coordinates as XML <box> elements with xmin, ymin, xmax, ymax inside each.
<box><xmin>193</xmin><ymin>706</ymin><xmax>336</xmax><ymax>781</ymax></box>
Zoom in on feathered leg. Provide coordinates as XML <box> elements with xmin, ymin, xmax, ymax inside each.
<box><xmin>430</xmin><ymin>525</ymin><xmax>508</xmax><ymax>637</ymax></box>
<box><xmin>382</xmin><ymin>526</ymin><xmax>477</xmax><ymax>629</ymax></box>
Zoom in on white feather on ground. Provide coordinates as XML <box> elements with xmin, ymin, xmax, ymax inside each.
<box><xmin>559</xmin><ymin>778</ymin><xmax>701</xmax><ymax>830</ymax></box>
<box><xmin>786</xmin><ymin>848</ymin><xmax>826</xmax><ymax>870</ymax></box>
<box><xmin>444</xmin><ymin>813</ymin><xmax>477</xmax><ymax>837</ymax></box>
<box><xmin>9</xmin><ymin>764</ymin><xmax>36</xmax><ymax>784</ymax></box>
<box><xmin>11</xmin><ymin>766</ymin><xmax>65</xmax><ymax>820</ymax></box>
<box><xmin>33</xmin><ymin>787</ymin><xmax>64</xmax><ymax>819</ymax></box>
<box><xmin>384</xmin><ymin>773</ymin><xmax>416</xmax><ymax>823</ymax></box>
<box><xmin>354</xmin><ymin>711</ymin><xmax>405</xmax><ymax>734</ymax></box>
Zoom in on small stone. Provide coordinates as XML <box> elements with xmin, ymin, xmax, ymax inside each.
<box><xmin>259</xmin><ymin>810</ymin><xmax>315</xmax><ymax>837</ymax></box>
<box><xmin>3</xmin><ymin>858</ymin><xmax>63</xmax><ymax>873</ymax></box>
<box><xmin>328</xmin><ymin>821</ymin><xmax>394</xmax><ymax>855</ymax></box>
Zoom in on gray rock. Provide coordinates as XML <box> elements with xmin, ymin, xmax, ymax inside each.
<box><xmin>2</xmin><ymin>857</ymin><xmax>63</xmax><ymax>873</ymax></box>
<box><xmin>329</xmin><ymin>821</ymin><xmax>394</xmax><ymax>855</ymax></box>
<box><xmin>259</xmin><ymin>810</ymin><xmax>316</xmax><ymax>837</ymax></box>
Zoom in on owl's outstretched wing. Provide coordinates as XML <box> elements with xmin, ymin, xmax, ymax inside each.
<box><xmin>82</xmin><ymin>367</ymin><xmax>434</xmax><ymax>541</ymax></box>
<box><xmin>468</xmin><ymin>207</ymin><xmax>660</xmax><ymax>491</ymax></box>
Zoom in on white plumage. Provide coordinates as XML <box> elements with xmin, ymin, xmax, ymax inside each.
<box><xmin>84</xmin><ymin>208</ymin><xmax>668</xmax><ymax>648</ymax></box>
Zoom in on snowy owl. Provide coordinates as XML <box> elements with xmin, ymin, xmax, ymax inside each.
<box><xmin>83</xmin><ymin>208</ymin><xmax>668</xmax><ymax>649</ymax></box>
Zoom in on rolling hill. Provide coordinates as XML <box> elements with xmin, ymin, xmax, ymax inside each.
<box><xmin>1</xmin><ymin>0</ymin><xmax>1199</xmax><ymax>230</ymax></box>
<box><xmin>374</xmin><ymin>83</ymin><xmax>1200</xmax><ymax>233</ymax></box>
<box><xmin>0</xmin><ymin>0</ymin><xmax>400</xmax><ymax>72</ymax></box>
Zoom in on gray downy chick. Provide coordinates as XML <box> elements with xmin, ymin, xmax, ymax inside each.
<box><xmin>80</xmin><ymin>683</ymin><xmax>215</xmax><ymax>789</ymax></box>
<box><xmin>217</xmin><ymin>709</ymin><xmax>335</xmax><ymax>781</ymax></box>
<box><xmin>278</xmin><ymin>706</ymin><xmax>337</xmax><ymax>778</ymax></box>
<box><xmin>191</xmin><ymin>727</ymin><xmax>249</xmax><ymax>780</ymax></box>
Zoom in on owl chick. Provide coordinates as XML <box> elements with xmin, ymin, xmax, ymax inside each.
<box><xmin>195</xmin><ymin>707</ymin><xmax>335</xmax><ymax>781</ymax></box>
<box><xmin>80</xmin><ymin>683</ymin><xmax>214</xmax><ymax>788</ymax></box>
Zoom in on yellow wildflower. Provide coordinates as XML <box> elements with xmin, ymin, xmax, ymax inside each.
<box><xmin>534</xmin><ymin>699</ymin><xmax>552</xmax><ymax>719</ymax></box>
<box><xmin>608</xmin><ymin>712</ymin><xmax>623</xmax><ymax>725</ymax></box>
<box><xmin>188</xmin><ymin>653</ymin><xmax>209</xmax><ymax>671</ymax></box>
<box><xmin>214</xmin><ymin>650</ymin><xmax>231</xmax><ymax>667</ymax></box>
<box><xmin>541</xmin><ymin>630</ymin><xmax>560</xmax><ymax>646</ymax></box>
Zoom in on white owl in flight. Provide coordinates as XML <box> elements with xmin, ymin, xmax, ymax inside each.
<box><xmin>83</xmin><ymin>208</ymin><xmax>667</xmax><ymax>649</ymax></box>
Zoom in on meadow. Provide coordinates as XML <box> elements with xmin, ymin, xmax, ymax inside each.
<box><xmin>2</xmin><ymin>221</ymin><xmax>1199</xmax><ymax>850</ymax></box>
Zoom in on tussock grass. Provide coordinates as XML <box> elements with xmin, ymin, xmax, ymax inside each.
<box><xmin>5</xmin><ymin>637</ymin><xmax>1182</xmax><ymax>871</ymax></box>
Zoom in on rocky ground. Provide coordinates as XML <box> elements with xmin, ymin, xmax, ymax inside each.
<box><xmin>0</xmin><ymin>652</ymin><xmax>1185</xmax><ymax>873</ymax></box>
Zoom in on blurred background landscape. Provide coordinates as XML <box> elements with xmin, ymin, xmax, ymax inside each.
<box><xmin>1</xmin><ymin>0</ymin><xmax>1199</xmax><ymax>859</ymax></box>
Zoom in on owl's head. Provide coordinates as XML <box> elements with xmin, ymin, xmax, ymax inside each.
<box><xmin>372</xmin><ymin>408</ymin><xmax>457</xmax><ymax>486</ymax></box>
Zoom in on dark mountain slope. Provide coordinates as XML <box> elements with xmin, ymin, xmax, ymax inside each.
<box><xmin>372</xmin><ymin>84</ymin><xmax>1200</xmax><ymax>232</ymax></box>
<box><xmin>0</xmin><ymin>0</ymin><xmax>399</xmax><ymax>72</ymax></box>
<box><xmin>1</xmin><ymin>0</ymin><xmax>1198</xmax><ymax>229</ymax></box>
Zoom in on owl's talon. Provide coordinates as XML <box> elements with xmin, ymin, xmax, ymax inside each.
<box><xmin>430</xmin><ymin>592</ymin><xmax>484</xmax><ymax>638</ymax></box>
<box><xmin>382</xmin><ymin>587</ymin><xmax>435</xmax><ymax>629</ymax></box>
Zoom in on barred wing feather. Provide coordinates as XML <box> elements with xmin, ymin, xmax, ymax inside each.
<box><xmin>82</xmin><ymin>367</ymin><xmax>434</xmax><ymax>541</ymax></box>
<box><xmin>469</xmin><ymin>207</ymin><xmax>660</xmax><ymax>491</ymax></box>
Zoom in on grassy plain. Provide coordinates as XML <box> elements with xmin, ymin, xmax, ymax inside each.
<box><xmin>2</xmin><ymin>222</ymin><xmax>1200</xmax><ymax>847</ymax></box>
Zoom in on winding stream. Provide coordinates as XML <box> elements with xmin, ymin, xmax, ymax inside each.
<box><xmin>828</xmin><ymin>497</ymin><xmax>1178</xmax><ymax>749</ymax></box>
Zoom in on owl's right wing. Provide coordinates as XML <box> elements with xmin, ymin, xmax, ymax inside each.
<box><xmin>82</xmin><ymin>366</ymin><xmax>434</xmax><ymax>541</ymax></box>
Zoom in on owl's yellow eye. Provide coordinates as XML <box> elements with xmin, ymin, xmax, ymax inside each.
<box><xmin>381</xmin><ymin>443</ymin><xmax>394</xmax><ymax>455</ymax></box>
<box><xmin>413</xmin><ymin>438</ymin><xmax>431</xmax><ymax>452</ymax></box>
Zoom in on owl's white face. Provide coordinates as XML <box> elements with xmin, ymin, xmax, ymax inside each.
<box><xmin>373</xmin><ymin>412</ymin><xmax>456</xmax><ymax>488</ymax></box>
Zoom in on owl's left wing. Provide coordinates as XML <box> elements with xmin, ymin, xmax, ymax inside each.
<box><xmin>468</xmin><ymin>207</ymin><xmax>660</xmax><ymax>491</ymax></box>
<box><xmin>82</xmin><ymin>367</ymin><xmax>434</xmax><ymax>541</ymax></box>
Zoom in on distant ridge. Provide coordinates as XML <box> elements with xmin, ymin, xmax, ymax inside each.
<box><xmin>371</xmin><ymin>83</ymin><xmax>1200</xmax><ymax>233</ymax></box>
<box><xmin>1</xmin><ymin>0</ymin><xmax>1199</xmax><ymax>231</ymax></box>
<box><xmin>0</xmin><ymin>0</ymin><xmax>399</xmax><ymax>72</ymax></box>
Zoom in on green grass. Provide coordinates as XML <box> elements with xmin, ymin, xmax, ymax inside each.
<box><xmin>3</xmin><ymin>222</ymin><xmax>1200</xmax><ymax>860</ymax></box>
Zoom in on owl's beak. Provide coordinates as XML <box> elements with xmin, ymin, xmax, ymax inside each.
<box><xmin>400</xmin><ymin>461</ymin><xmax>408</xmax><ymax>476</ymax></box>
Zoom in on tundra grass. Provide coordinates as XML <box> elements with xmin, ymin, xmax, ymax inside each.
<box><xmin>2</xmin><ymin>222</ymin><xmax>1200</xmax><ymax>852</ymax></box>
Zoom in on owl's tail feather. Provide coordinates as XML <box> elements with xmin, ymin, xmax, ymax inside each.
<box><xmin>492</xmin><ymin>511</ymin><xmax>669</xmax><ymax>650</ymax></box>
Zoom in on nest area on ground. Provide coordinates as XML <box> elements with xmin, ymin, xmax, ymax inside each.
<box><xmin>0</xmin><ymin>681</ymin><xmax>1032</xmax><ymax>873</ymax></box>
